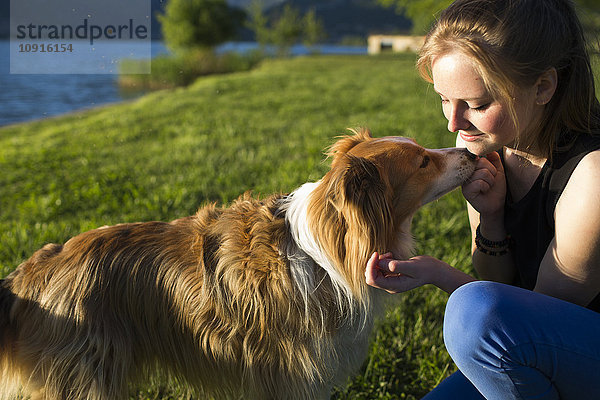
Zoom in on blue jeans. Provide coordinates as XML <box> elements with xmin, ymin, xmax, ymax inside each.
<box><xmin>423</xmin><ymin>281</ymin><xmax>600</xmax><ymax>399</ymax></box>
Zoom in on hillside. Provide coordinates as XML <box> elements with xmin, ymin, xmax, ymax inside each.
<box><xmin>265</xmin><ymin>0</ymin><xmax>411</xmax><ymax>42</ymax></box>
<box><xmin>1</xmin><ymin>0</ymin><xmax>409</xmax><ymax>42</ymax></box>
<box><xmin>0</xmin><ymin>0</ymin><xmax>166</xmax><ymax>39</ymax></box>
<box><xmin>229</xmin><ymin>0</ymin><xmax>285</xmax><ymax>9</ymax></box>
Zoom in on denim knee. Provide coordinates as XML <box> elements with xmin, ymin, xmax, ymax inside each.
<box><xmin>442</xmin><ymin>281</ymin><xmax>600</xmax><ymax>400</ymax></box>
<box><xmin>443</xmin><ymin>281</ymin><xmax>514</xmax><ymax>369</ymax></box>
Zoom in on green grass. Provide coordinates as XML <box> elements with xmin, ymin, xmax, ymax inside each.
<box><xmin>0</xmin><ymin>54</ymin><xmax>474</xmax><ymax>399</ymax></box>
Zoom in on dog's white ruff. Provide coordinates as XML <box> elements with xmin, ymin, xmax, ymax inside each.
<box><xmin>283</xmin><ymin>182</ymin><xmax>357</xmax><ymax>318</ymax></box>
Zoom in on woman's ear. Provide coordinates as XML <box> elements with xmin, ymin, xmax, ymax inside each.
<box><xmin>535</xmin><ymin>68</ymin><xmax>558</xmax><ymax>105</ymax></box>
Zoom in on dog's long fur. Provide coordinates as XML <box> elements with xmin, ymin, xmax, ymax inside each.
<box><xmin>0</xmin><ymin>129</ymin><xmax>476</xmax><ymax>399</ymax></box>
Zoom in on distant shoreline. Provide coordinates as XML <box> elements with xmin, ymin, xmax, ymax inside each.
<box><xmin>0</xmin><ymin>41</ymin><xmax>367</xmax><ymax>127</ymax></box>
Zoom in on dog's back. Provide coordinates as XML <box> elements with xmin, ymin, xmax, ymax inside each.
<box><xmin>0</xmin><ymin>194</ymin><xmax>352</xmax><ymax>399</ymax></box>
<box><xmin>0</xmin><ymin>211</ymin><xmax>225</xmax><ymax>398</ymax></box>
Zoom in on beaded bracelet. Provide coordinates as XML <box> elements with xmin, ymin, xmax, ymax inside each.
<box><xmin>475</xmin><ymin>244</ymin><xmax>510</xmax><ymax>256</ymax></box>
<box><xmin>475</xmin><ymin>224</ymin><xmax>511</xmax><ymax>256</ymax></box>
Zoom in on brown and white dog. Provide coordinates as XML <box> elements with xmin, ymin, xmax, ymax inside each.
<box><xmin>0</xmin><ymin>128</ymin><xmax>476</xmax><ymax>399</ymax></box>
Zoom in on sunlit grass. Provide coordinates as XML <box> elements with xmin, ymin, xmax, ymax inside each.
<box><xmin>1</xmin><ymin>54</ymin><xmax>471</xmax><ymax>399</ymax></box>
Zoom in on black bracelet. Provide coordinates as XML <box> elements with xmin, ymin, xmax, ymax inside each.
<box><xmin>475</xmin><ymin>224</ymin><xmax>511</xmax><ymax>256</ymax></box>
<box><xmin>475</xmin><ymin>244</ymin><xmax>510</xmax><ymax>256</ymax></box>
<box><xmin>475</xmin><ymin>224</ymin><xmax>511</xmax><ymax>248</ymax></box>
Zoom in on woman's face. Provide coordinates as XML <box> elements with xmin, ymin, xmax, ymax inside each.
<box><xmin>431</xmin><ymin>52</ymin><xmax>540</xmax><ymax>156</ymax></box>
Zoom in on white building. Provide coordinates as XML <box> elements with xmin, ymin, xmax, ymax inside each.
<box><xmin>367</xmin><ymin>35</ymin><xmax>425</xmax><ymax>54</ymax></box>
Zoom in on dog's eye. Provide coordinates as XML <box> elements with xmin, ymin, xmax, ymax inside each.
<box><xmin>420</xmin><ymin>155</ymin><xmax>430</xmax><ymax>168</ymax></box>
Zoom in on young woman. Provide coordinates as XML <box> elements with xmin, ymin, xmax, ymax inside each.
<box><xmin>365</xmin><ymin>0</ymin><xmax>600</xmax><ymax>398</ymax></box>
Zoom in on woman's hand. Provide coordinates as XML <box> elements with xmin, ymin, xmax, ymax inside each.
<box><xmin>365</xmin><ymin>252</ymin><xmax>440</xmax><ymax>293</ymax></box>
<box><xmin>365</xmin><ymin>252</ymin><xmax>477</xmax><ymax>294</ymax></box>
<box><xmin>461</xmin><ymin>152</ymin><xmax>506</xmax><ymax>218</ymax></box>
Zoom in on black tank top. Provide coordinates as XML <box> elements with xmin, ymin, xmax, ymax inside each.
<box><xmin>503</xmin><ymin>132</ymin><xmax>600</xmax><ymax>312</ymax></box>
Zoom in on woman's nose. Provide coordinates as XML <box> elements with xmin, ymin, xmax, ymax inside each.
<box><xmin>447</xmin><ymin>106</ymin><xmax>470</xmax><ymax>132</ymax></box>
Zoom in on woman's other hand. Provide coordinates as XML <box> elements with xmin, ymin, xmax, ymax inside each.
<box><xmin>365</xmin><ymin>252</ymin><xmax>438</xmax><ymax>293</ymax></box>
<box><xmin>365</xmin><ymin>252</ymin><xmax>477</xmax><ymax>294</ymax></box>
<box><xmin>462</xmin><ymin>152</ymin><xmax>506</xmax><ymax>217</ymax></box>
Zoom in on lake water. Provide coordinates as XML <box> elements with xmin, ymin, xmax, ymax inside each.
<box><xmin>0</xmin><ymin>40</ymin><xmax>168</xmax><ymax>126</ymax></box>
<box><xmin>0</xmin><ymin>41</ymin><xmax>366</xmax><ymax>127</ymax></box>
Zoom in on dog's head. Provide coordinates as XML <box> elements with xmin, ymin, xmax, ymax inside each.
<box><xmin>306</xmin><ymin>128</ymin><xmax>477</xmax><ymax>299</ymax></box>
<box><xmin>328</xmin><ymin>128</ymin><xmax>477</xmax><ymax>221</ymax></box>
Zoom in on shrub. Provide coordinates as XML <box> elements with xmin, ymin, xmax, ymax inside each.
<box><xmin>157</xmin><ymin>0</ymin><xmax>245</xmax><ymax>52</ymax></box>
<box><xmin>118</xmin><ymin>49</ymin><xmax>264</xmax><ymax>89</ymax></box>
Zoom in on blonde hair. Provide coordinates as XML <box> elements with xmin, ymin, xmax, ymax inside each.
<box><xmin>417</xmin><ymin>0</ymin><xmax>600</xmax><ymax>159</ymax></box>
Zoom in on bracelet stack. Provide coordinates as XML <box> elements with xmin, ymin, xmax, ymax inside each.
<box><xmin>475</xmin><ymin>224</ymin><xmax>511</xmax><ymax>256</ymax></box>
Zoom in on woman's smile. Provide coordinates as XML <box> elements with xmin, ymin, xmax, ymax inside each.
<box><xmin>459</xmin><ymin>132</ymin><xmax>484</xmax><ymax>142</ymax></box>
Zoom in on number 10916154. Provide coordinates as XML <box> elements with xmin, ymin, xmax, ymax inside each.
<box><xmin>18</xmin><ymin>43</ymin><xmax>74</xmax><ymax>53</ymax></box>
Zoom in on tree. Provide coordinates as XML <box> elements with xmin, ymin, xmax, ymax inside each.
<box><xmin>245</xmin><ymin>1</ymin><xmax>326</xmax><ymax>56</ymax></box>
<box><xmin>270</xmin><ymin>5</ymin><xmax>304</xmax><ymax>55</ymax></box>
<box><xmin>158</xmin><ymin>0</ymin><xmax>245</xmax><ymax>52</ymax></box>
<box><xmin>578</xmin><ymin>0</ymin><xmax>600</xmax><ymax>11</ymax></box>
<box><xmin>302</xmin><ymin>8</ymin><xmax>327</xmax><ymax>48</ymax></box>
<box><xmin>577</xmin><ymin>0</ymin><xmax>600</xmax><ymax>35</ymax></box>
<box><xmin>246</xmin><ymin>0</ymin><xmax>271</xmax><ymax>48</ymax></box>
<box><xmin>378</xmin><ymin>0</ymin><xmax>600</xmax><ymax>36</ymax></box>
<box><xmin>377</xmin><ymin>0</ymin><xmax>452</xmax><ymax>34</ymax></box>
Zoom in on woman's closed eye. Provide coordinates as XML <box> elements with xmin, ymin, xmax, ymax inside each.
<box><xmin>440</xmin><ymin>97</ymin><xmax>490</xmax><ymax>111</ymax></box>
<box><xmin>472</xmin><ymin>103</ymin><xmax>491</xmax><ymax>111</ymax></box>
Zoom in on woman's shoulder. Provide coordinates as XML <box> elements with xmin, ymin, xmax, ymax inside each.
<box><xmin>556</xmin><ymin>149</ymin><xmax>600</xmax><ymax>213</ymax></box>
<box><xmin>571</xmin><ymin>149</ymin><xmax>600</xmax><ymax>182</ymax></box>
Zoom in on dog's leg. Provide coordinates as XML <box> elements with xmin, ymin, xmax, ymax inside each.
<box><xmin>3</xmin><ymin>303</ymin><xmax>133</xmax><ymax>400</ymax></box>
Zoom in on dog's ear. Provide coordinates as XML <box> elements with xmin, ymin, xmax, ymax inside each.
<box><xmin>327</xmin><ymin>128</ymin><xmax>373</xmax><ymax>166</ymax></box>
<box><xmin>341</xmin><ymin>155</ymin><xmax>392</xmax><ymax>243</ymax></box>
<box><xmin>342</xmin><ymin>155</ymin><xmax>383</xmax><ymax>205</ymax></box>
<box><xmin>339</xmin><ymin>155</ymin><xmax>393</xmax><ymax>290</ymax></box>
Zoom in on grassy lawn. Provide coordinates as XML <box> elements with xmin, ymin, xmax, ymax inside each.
<box><xmin>0</xmin><ymin>54</ymin><xmax>474</xmax><ymax>399</ymax></box>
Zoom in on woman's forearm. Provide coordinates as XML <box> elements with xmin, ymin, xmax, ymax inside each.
<box><xmin>472</xmin><ymin>249</ymin><xmax>516</xmax><ymax>284</ymax></box>
<box><xmin>431</xmin><ymin>261</ymin><xmax>478</xmax><ymax>294</ymax></box>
